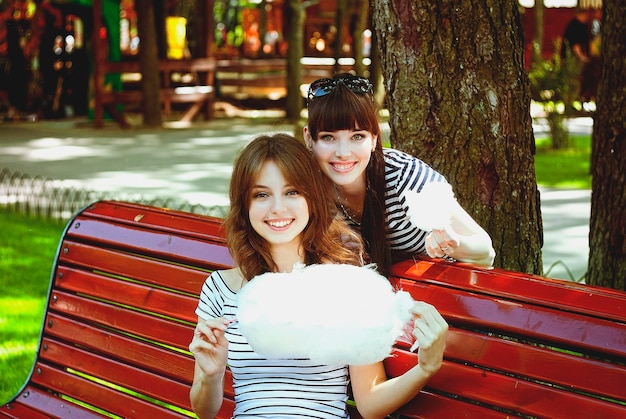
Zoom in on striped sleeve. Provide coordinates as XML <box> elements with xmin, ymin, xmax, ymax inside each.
<box><xmin>383</xmin><ymin>148</ymin><xmax>447</xmax><ymax>254</ymax></box>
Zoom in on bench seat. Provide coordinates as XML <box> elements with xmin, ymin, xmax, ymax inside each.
<box><xmin>1</xmin><ymin>200</ymin><xmax>625</xmax><ymax>418</ymax></box>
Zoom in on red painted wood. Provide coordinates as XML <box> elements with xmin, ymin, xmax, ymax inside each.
<box><xmin>48</xmin><ymin>290</ymin><xmax>194</xmax><ymax>351</ymax></box>
<box><xmin>392</xmin><ymin>259</ymin><xmax>626</xmax><ymax>321</ymax></box>
<box><xmin>391</xmin><ymin>327</ymin><xmax>626</xmax><ymax>402</ymax></box>
<box><xmin>43</xmin><ymin>314</ymin><xmax>194</xmax><ymax>383</ymax></box>
<box><xmin>392</xmin><ymin>390</ymin><xmax>510</xmax><ymax>419</ymax></box>
<box><xmin>387</xmin><ymin>353</ymin><xmax>626</xmax><ymax>419</ymax></box>
<box><xmin>66</xmin><ymin>217</ymin><xmax>233</xmax><ymax>270</ymax></box>
<box><xmin>393</xmin><ymin>278</ymin><xmax>626</xmax><ymax>358</ymax></box>
<box><xmin>30</xmin><ymin>364</ymin><xmax>188</xmax><ymax>419</ymax></box>
<box><xmin>38</xmin><ymin>339</ymin><xmax>192</xmax><ymax>411</ymax></box>
<box><xmin>57</xmin><ymin>240</ymin><xmax>210</xmax><ymax>295</ymax></box>
<box><xmin>449</xmin><ymin>328</ymin><xmax>625</xmax><ymax>400</ymax></box>
<box><xmin>53</xmin><ymin>266</ymin><xmax>198</xmax><ymax>324</ymax></box>
<box><xmin>79</xmin><ymin>200</ymin><xmax>227</xmax><ymax>241</ymax></box>
<box><xmin>0</xmin><ymin>387</ymin><xmax>104</xmax><ymax>418</ymax></box>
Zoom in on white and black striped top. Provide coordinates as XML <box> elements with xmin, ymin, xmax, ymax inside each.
<box><xmin>376</xmin><ymin>148</ymin><xmax>447</xmax><ymax>255</ymax></box>
<box><xmin>196</xmin><ymin>271</ymin><xmax>351</xmax><ymax>418</ymax></box>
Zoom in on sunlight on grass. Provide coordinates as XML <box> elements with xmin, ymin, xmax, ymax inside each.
<box><xmin>534</xmin><ymin>135</ymin><xmax>592</xmax><ymax>189</ymax></box>
<box><xmin>0</xmin><ymin>298</ymin><xmax>45</xmax><ymax>403</ymax></box>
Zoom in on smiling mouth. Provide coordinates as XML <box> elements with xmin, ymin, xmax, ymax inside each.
<box><xmin>266</xmin><ymin>219</ymin><xmax>293</xmax><ymax>228</ymax></box>
<box><xmin>331</xmin><ymin>162</ymin><xmax>356</xmax><ymax>172</ymax></box>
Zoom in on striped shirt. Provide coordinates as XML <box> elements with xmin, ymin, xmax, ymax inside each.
<box><xmin>383</xmin><ymin>148</ymin><xmax>447</xmax><ymax>255</ymax></box>
<box><xmin>196</xmin><ymin>271</ymin><xmax>350</xmax><ymax>418</ymax></box>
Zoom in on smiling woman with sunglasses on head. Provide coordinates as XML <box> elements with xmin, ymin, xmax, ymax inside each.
<box><xmin>304</xmin><ymin>74</ymin><xmax>495</xmax><ymax>275</ymax></box>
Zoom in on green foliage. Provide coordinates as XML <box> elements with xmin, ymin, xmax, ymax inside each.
<box><xmin>528</xmin><ymin>41</ymin><xmax>585</xmax><ymax>149</ymax></box>
<box><xmin>528</xmin><ymin>41</ymin><xmax>581</xmax><ymax>109</ymax></box>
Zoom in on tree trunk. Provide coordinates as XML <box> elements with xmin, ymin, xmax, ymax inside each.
<box><xmin>588</xmin><ymin>0</ymin><xmax>626</xmax><ymax>290</ymax></box>
<box><xmin>371</xmin><ymin>0</ymin><xmax>542</xmax><ymax>273</ymax></box>
<box><xmin>285</xmin><ymin>0</ymin><xmax>304</xmax><ymax>122</ymax></box>
<box><xmin>136</xmin><ymin>0</ymin><xmax>162</xmax><ymax>127</ymax></box>
<box><xmin>334</xmin><ymin>0</ymin><xmax>346</xmax><ymax>74</ymax></box>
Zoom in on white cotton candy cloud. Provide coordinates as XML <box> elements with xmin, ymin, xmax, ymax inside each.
<box><xmin>236</xmin><ymin>264</ymin><xmax>415</xmax><ymax>365</ymax></box>
<box><xmin>404</xmin><ymin>182</ymin><xmax>456</xmax><ymax>231</ymax></box>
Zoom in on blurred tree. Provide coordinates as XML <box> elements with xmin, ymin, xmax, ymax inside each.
<box><xmin>371</xmin><ymin>0</ymin><xmax>542</xmax><ymax>274</ymax></box>
<box><xmin>284</xmin><ymin>0</ymin><xmax>304</xmax><ymax>121</ymax></box>
<box><xmin>588</xmin><ymin>0</ymin><xmax>626</xmax><ymax>290</ymax></box>
<box><xmin>136</xmin><ymin>0</ymin><xmax>161</xmax><ymax>126</ymax></box>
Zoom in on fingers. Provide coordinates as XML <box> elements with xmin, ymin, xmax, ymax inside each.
<box><xmin>426</xmin><ymin>227</ymin><xmax>461</xmax><ymax>257</ymax></box>
<box><xmin>409</xmin><ymin>302</ymin><xmax>448</xmax><ymax>351</ymax></box>
<box><xmin>190</xmin><ymin>317</ymin><xmax>230</xmax><ymax>351</ymax></box>
<box><xmin>410</xmin><ymin>302</ymin><xmax>448</xmax><ymax>376</ymax></box>
<box><xmin>189</xmin><ymin>317</ymin><xmax>230</xmax><ymax>376</ymax></box>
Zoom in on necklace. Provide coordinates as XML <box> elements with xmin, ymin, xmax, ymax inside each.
<box><xmin>335</xmin><ymin>186</ymin><xmax>361</xmax><ymax>226</ymax></box>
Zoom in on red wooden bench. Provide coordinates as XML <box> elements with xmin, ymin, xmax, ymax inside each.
<box><xmin>1</xmin><ymin>200</ymin><xmax>625</xmax><ymax>418</ymax></box>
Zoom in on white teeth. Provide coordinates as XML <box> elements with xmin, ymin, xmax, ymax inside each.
<box><xmin>268</xmin><ymin>220</ymin><xmax>291</xmax><ymax>228</ymax></box>
<box><xmin>333</xmin><ymin>163</ymin><xmax>353</xmax><ymax>170</ymax></box>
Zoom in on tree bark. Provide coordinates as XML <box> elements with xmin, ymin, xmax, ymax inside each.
<box><xmin>588</xmin><ymin>0</ymin><xmax>626</xmax><ymax>290</ymax></box>
<box><xmin>371</xmin><ymin>0</ymin><xmax>542</xmax><ymax>273</ymax></box>
<box><xmin>136</xmin><ymin>0</ymin><xmax>162</xmax><ymax>127</ymax></box>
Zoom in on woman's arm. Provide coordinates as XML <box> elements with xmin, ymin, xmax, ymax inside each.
<box><xmin>349</xmin><ymin>302</ymin><xmax>448</xmax><ymax>419</ymax></box>
<box><xmin>425</xmin><ymin>200</ymin><xmax>495</xmax><ymax>266</ymax></box>
<box><xmin>189</xmin><ymin>317</ymin><xmax>230</xmax><ymax>419</ymax></box>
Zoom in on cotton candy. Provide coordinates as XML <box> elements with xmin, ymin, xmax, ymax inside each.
<box><xmin>236</xmin><ymin>264</ymin><xmax>414</xmax><ymax>365</ymax></box>
<box><xmin>404</xmin><ymin>182</ymin><xmax>456</xmax><ymax>231</ymax></box>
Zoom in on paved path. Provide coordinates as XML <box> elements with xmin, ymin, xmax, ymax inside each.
<box><xmin>0</xmin><ymin>115</ymin><xmax>591</xmax><ymax>281</ymax></box>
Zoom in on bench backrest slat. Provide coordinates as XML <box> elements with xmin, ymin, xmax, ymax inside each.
<box><xmin>38</xmin><ymin>338</ymin><xmax>191</xmax><ymax>410</ymax></box>
<box><xmin>393</xmin><ymin>260</ymin><xmax>626</xmax><ymax>322</ymax></box>
<box><xmin>6</xmin><ymin>387</ymin><xmax>106</xmax><ymax>418</ymax></box>
<box><xmin>393</xmin><ymin>277</ymin><xmax>626</xmax><ymax>357</ymax></box>
<box><xmin>31</xmin><ymin>363</ymin><xmax>186</xmax><ymax>419</ymax></box>
<box><xmin>43</xmin><ymin>313</ymin><xmax>193</xmax><ymax>382</ymax></box>
<box><xmin>387</xmin><ymin>348</ymin><xmax>626</xmax><ymax>419</ymax></box>
<box><xmin>59</xmin><ymin>240</ymin><xmax>210</xmax><ymax>295</ymax></box>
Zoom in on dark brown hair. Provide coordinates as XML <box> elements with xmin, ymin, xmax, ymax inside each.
<box><xmin>224</xmin><ymin>133</ymin><xmax>364</xmax><ymax>280</ymax></box>
<box><xmin>307</xmin><ymin>76</ymin><xmax>391</xmax><ymax>276</ymax></box>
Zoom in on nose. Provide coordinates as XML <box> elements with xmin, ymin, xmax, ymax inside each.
<box><xmin>270</xmin><ymin>196</ymin><xmax>286</xmax><ymax>213</ymax></box>
<box><xmin>335</xmin><ymin>138</ymin><xmax>351</xmax><ymax>157</ymax></box>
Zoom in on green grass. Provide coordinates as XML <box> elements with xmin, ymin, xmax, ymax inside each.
<box><xmin>386</xmin><ymin>133</ymin><xmax>592</xmax><ymax>189</ymax></box>
<box><xmin>534</xmin><ymin>134</ymin><xmax>592</xmax><ymax>189</ymax></box>
<box><xmin>0</xmin><ymin>209</ymin><xmax>66</xmax><ymax>404</ymax></box>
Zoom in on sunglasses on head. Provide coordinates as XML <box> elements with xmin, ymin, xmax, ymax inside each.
<box><xmin>307</xmin><ymin>75</ymin><xmax>374</xmax><ymax>104</ymax></box>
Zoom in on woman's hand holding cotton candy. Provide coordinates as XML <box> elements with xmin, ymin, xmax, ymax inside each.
<box><xmin>409</xmin><ymin>301</ymin><xmax>448</xmax><ymax>377</ymax></box>
<box><xmin>425</xmin><ymin>226</ymin><xmax>461</xmax><ymax>258</ymax></box>
<box><xmin>189</xmin><ymin>317</ymin><xmax>230</xmax><ymax>377</ymax></box>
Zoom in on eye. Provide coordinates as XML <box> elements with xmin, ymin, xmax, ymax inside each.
<box><xmin>286</xmin><ymin>189</ymin><xmax>300</xmax><ymax>196</ymax></box>
<box><xmin>253</xmin><ymin>191</ymin><xmax>269</xmax><ymax>199</ymax></box>
<box><xmin>352</xmin><ymin>133</ymin><xmax>365</xmax><ymax>141</ymax></box>
<box><xmin>319</xmin><ymin>134</ymin><xmax>334</xmax><ymax>142</ymax></box>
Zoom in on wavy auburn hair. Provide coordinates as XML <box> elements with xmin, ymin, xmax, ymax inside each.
<box><xmin>224</xmin><ymin>133</ymin><xmax>364</xmax><ymax>281</ymax></box>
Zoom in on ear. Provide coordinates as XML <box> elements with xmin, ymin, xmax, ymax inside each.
<box><xmin>303</xmin><ymin>126</ymin><xmax>313</xmax><ymax>149</ymax></box>
<box><xmin>372</xmin><ymin>135</ymin><xmax>378</xmax><ymax>152</ymax></box>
